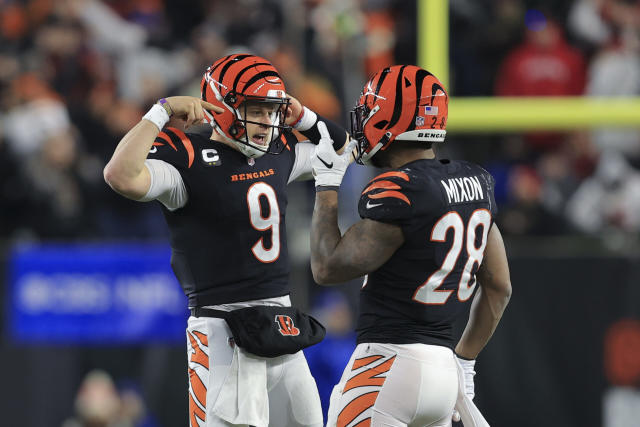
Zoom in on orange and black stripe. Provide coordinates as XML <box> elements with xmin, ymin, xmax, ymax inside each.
<box><xmin>355</xmin><ymin>65</ymin><xmax>448</xmax><ymax>158</ymax></box>
<box><xmin>352</xmin><ymin>355</ymin><xmax>384</xmax><ymax>370</ymax></box>
<box><xmin>336</xmin><ymin>355</ymin><xmax>396</xmax><ymax>427</ymax></box>
<box><xmin>363</xmin><ymin>66</ymin><xmax>447</xmax><ymax>139</ymax></box>
<box><xmin>343</xmin><ymin>355</ymin><xmax>396</xmax><ymax>392</ymax></box>
<box><xmin>188</xmin><ymin>368</ymin><xmax>206</xmax><ymax>426</ymax></box>
<box><xmin>202</xmin><ymin>54</ymin><xmax>284</xmax><ymax>103</ymax></box>
<box><xmin>337</xmin><ymin>392</ymin><xmax>377</xmax><ymax>427</ymax></box>
<box><xmin>362</xmin><ymin>171</ymin><xmax>411</xmax><ymax>206</ymax></box>
<box><xmin>188</xmin><ymin>330</ymin><xmax>209</xmax><ymax>426</ymax></box>
<box><xmin>156</xmin><ymin>132</ymin><xmax>177</xmax><ymax>150</ymax></box>
<box><xmin>188</xmin><ymin>330</ymin><xmax>209</xmax><ymax>369</ymax></box>
<box><xmin>154</xmin><ymin>127</ymin><xmax>196</xmax><ymax>168</ymax></box>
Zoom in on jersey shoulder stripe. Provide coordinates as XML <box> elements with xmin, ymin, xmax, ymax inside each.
<box><xmin>156</xmin><ymin>131</ymin><xmax>177</xmax><ymax>150</ymax></box>
<box><xmin>359</xmin><ymin>168</ymin><xmax>415</xmax><ymax>222</ymax></box>
<box><xmin>362</xmin><ymin>170</ymin><xmax>412</xmax><ymax>206</ymax></box>
<box><xmin>166</xmin><ymin>127</ymin><xmax>195</xmax><ymax>168</ymax></box>
<box><xmin>152</xmin><ymin>127</ymin><xmax>197</xmax><ymax>168</ymax></box>
<box><xmin>371</xmin><ymin>171</ymin><xmax>410</xmax><ymax>182</ymax></box>
<box><xmin>362</xmin><ymin>180</ymin><xmax>402</xmax><ymax>194</ymax></box>
<box><xmin>368</xmin><ymin>190</ymin><xmax>411</xmax><ymax>205</ymax></box>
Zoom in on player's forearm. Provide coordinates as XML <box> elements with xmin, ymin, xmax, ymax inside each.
<box><xmin>455</xmin><ymin>284</ymin><xmax>511</xmax><ymax>359</ymax></box>
<box><xmin>296</xmin><ymin>108</ymin><xmax>349</xmax><ymax>151</ymax></box>
<box><xmin>310</xmin><ymin>191</ymin><xmax>345</xmax><ymax>285</ymax></box>
<box><xmin>103</xmin><ymin>119</ymin><xmax>158</xmax><ymax>197</ymax></box>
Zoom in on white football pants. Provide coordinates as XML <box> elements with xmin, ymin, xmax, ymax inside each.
<box><xmin>186</xmin><ymin>315</ymin><xmax>323</xmax><ymax>427</ymax></box>
<box><xmin>326</xmin><ymin>342</ymin><xmax>458</xmax><ymax>427</ymax></box>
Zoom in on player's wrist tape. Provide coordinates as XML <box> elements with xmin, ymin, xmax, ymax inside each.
<box><xmin>293</xmin><ymin>106</ymin><xmax>317</xmax><ymax>131</ymax></box>
<box><xmin>316</xmin><ymin>186</ymin><xmax>339</xmax><ymax>192</ymax></box>
<box><xmin>313</xmin><ymin>169</ymin><xmax>346</xmax><ymax>188</ymax></box>
<box><xmin>143</xmin><ymin>103</ymin><xmax>170</xmax><ymax>130</ymax></box>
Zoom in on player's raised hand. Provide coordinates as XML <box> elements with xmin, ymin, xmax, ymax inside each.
<box><xmin>311</xmin><ymin>121</ymin><xmax>357</xmax><ymax>190</ymax></box>
<box><xmin>164</xmin><ymin>96</ymin><xmax>224</xmax><ymax>129</ymax></box>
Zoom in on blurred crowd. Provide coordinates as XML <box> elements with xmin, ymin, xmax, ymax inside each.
<box><xmin>0</xmin><ymin>0</ymin><xmax>639</xmax><ymax>244</ymax></box>
<box><xmin>62</xmin><ymin>370</ymin><xmax>155</xmax><ymax>427</ymax></box>
<box><xmin>2</xmin><ymin>2</ymin><xmax>639</xmax><ymax>426</ymax></box>
<box><xmin>449</xmin><ymin>0</ymin><xmax>640</xmax><ymax>244</ymax></box>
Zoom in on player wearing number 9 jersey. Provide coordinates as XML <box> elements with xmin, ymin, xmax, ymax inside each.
<box><xmin>146</xmin><ymin>125</ymin><xmax>296</xmax><ymax>304</ymax></box>
<box><xmin>310</xmin><ymin>65</ymin><xmax>512</xmax><ymax>427</ymax></box>
<box><xmin>104</xmin><ymin>54</ymin><xmax>350</xmax><ymax>427</ymax></box>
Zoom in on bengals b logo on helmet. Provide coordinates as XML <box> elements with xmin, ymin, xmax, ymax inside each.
<box><xmin>275</xmin><ymin>315</ymin><xmax>300</xmax><ymax>336</ymax></box>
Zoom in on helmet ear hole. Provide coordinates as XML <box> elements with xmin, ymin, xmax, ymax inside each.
<box><xmin>224</xmin><ymin>92</ymin><xmax>238</xmax><ymax>106</ymax></box>
<box><xmin>374</xmin><ymin>120</ymin><xmax>388</xmax><ymax>129</ymax></box>
<box><xmin>229</xmin><ymin>121</ymin><xmax>245</xmax><ymax>136</ymax></box>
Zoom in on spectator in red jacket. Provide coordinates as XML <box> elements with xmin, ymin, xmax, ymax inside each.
<box><xmin>495</xmin><ymin>16</ymin><xmax>587</xmax><ymax>152</ymax></box>
<box><xmin>496</xmin><ymin>18</ymin><xmax>586</xmax><ymax>98</ymax></box>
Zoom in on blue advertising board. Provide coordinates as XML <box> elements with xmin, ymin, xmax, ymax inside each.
<box><xmin>7</xmin><ymin>243</ymin><xmax>188</xmax><ymax>344</ymax></box>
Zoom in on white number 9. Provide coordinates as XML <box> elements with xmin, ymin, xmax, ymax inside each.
<box><xmin>247</xmin><ymin>182</ymin><xmax>280</xmax><ymax>263</ymax></box>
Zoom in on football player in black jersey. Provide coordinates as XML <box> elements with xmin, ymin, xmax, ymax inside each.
<box><xmin>104</xmin><ymin>54</ymin><xmax>350</xmax><ymax>427</ymax></box>
<box><xmin>309</xmin><ymin>65</ymin><xmax>512</xmax><ymax>427</ymax></box>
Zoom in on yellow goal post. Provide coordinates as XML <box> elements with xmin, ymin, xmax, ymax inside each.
<box><xmin>417</xmin><ymin>0</ymin><xmax>640</xmax><ymax>133</ymax></box>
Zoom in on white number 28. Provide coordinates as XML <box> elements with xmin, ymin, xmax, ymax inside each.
<box><xmin>413</xmin><ymin>209</ymin><xmax>491</xmax><ymax>305</ymax></box>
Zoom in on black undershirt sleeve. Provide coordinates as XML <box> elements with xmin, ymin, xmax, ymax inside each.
<box><xmin>298</xmin><ymin>114</ymin><xmax>349</xmax><ymax>151</ymax></box>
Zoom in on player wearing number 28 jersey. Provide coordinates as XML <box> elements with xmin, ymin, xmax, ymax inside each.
<box><xmin>356</xmin><ymin>160</ymin><xmax>498</xmax><ymax>348</ymax></box>
<box><xmin>309</xmin><ymin>65</ymin><xmax>512</xmax><ymax>427</ymax></box>
<box><xmin>104</xmin><ymin>54</ymin><xmax>350</xmax><ymax>427</ymax></box>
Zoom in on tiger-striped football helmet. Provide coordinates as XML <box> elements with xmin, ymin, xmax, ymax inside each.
<box><xmin>201</xmin><ymin>54</ymin><xmax>291</xmax><ymax>158</ymax></box>
<box><xmin>351</xmin><ymin>65</ymin><xmax>448</xmax><ymax>165</ymax></box>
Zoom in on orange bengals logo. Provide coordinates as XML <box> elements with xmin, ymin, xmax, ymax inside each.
<box><xmin>275</xmin><ymin>315</ymin><xmax>300</xmax><ymax>336</ymax></box>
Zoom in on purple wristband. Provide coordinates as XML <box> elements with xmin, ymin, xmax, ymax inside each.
<box><xmin>158</xmin><ymin>98</ymin><xmax>173</xmax><ymax>117</ymax></box>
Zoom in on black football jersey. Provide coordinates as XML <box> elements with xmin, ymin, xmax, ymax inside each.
<box><xmin>148</xmin><ymin>127</ymin><xmax>298</xmax><ymax>307</ymax></box>
<box><xmin>356</xmin><ymin>158</ymin><xmax>498</xmax><ymax>348</ymax></box>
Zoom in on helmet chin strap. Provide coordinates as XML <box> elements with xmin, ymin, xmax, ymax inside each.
<box><xmin>211</xmin><ymin>123</ymin><xmax>268</xmax><ymax>159</ymax></box>
<box><xmin>209</xmin><ymin>91</ymin><xmax>284</xmax><ymax>159</ymax></box>
<box><xmin>360</xmin><ymin>131</ymin><xmax>391</xmax><ymax>165</ymax></box>
<box><xmin>233</xmin><ymin>110</ymin><xmax>282</xmax><ymax>158</ymax></box>
<box><xmin>228</xmin><ymin>133</ymin><xmax>269</xmax><ymax>159</ymax></box>
<box><xmin>360</xmin><ymin>142</ymin><xmax>382</xmax><ymax>165</ymax></box>
<box><xmin>234</xmin><ymin>141</ymin><xmax>267</xmax><ymax>159</ymax></box>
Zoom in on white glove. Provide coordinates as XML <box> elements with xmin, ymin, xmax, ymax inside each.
<box><xmin>457</xmin><ymin>356</ymin><xmax>476</xmax><ymax>400</ymax></box>
<box><xmin>311</xmin><ymin>121</ymin><xmax>357</xmax><ymax>190</ymax></box>
<box><xmin>452</xmin><ymin>356</ymin><xmax>477</xmax><ymax>423</ymax></box>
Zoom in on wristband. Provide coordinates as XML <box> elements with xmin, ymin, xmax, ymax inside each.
<box><xmin>143</xmin><ymin>104</ymin><xmax>170</xmax><ymax>131</ymax></box>
<box><xmin>158</xmin><ymin>98</ymin><xmax>173</xmax><ymax>117</ymax></box>
<box><xmin>455</xmin><ymin>353</ymin><xmax>476</xmax><ymax>361</ymax></box>
<box><xmin>290</xmin><ymin>107</ymin><xmax>305</xmax><ymax>128</ymax></box>
<box><xmin>293</xmin><ymin>106</ymin><xmax>317</xmax><ymax>131</ymax></box>
<box><xmin>316</xmin><ymin>186</ymin><xmax>339</xmax><ymax>192</ymax></box>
